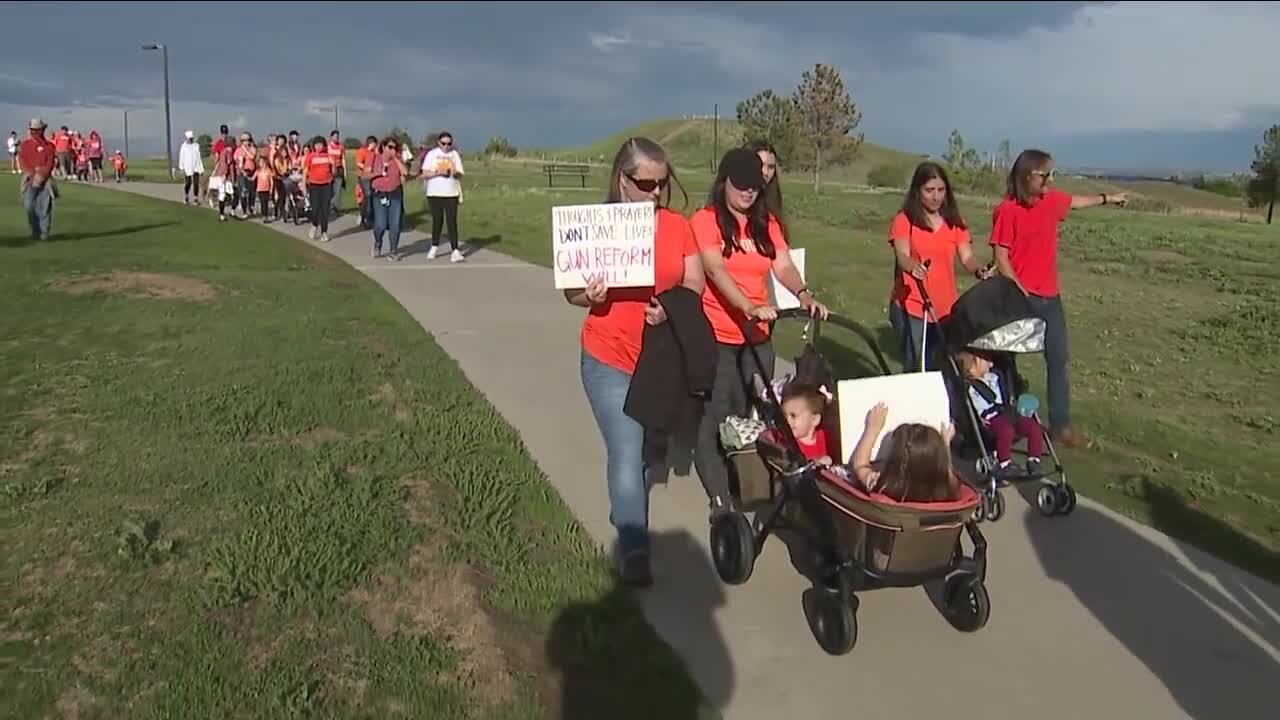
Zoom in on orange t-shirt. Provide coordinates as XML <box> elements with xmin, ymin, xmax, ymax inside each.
<box><xmin>690</xmin><ymin>206</ymin><xmax>789</xmax><ymax>345</ymax></box>
<box><xmin>580</xmin><ymin>208</ymin><xmax>699</xmax><ymax>375</ymax></box>
<box><xmin>255</xmin><ymin>167</ymin><xmax>274</xmax><ymax>192</ymax></box>
<box><xmin>54</xmin><ymin>133</ymin><xmax>70</xmax><ymax>153</ymax></box>
<box><xmin>327</xmin><ymin>141</ymin><xmax>345</xmax><ymax>171</ymax></box>
<box><xmin>888</xmin><ymin>211</ymin><xmax>972</xmax><ymax>320</ymax></box>
<box><xmin>303</xmin><ymin>151</ymin><xmax>334</xmax><ymax>185</ymax></box>
<box><xmin>355</xmin><ymin>147</ymin><xmax>373</xmax><ymax>177</ymax></box>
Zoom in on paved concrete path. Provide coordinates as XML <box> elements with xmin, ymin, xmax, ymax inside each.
<box><xmin>106</xmin><ymin>182</ymin><xmax>1277</xmax><ymax>720</ymax></box>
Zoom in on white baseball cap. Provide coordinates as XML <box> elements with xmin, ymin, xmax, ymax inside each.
<box><xmin>184</xmin><ymin>130</ymin><xmax>195</xmax><ymax>139</ymax></box>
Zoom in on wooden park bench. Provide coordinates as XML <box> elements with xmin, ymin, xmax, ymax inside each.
<box><xmin>542</xmin><ymin>163</ymin><xmax>590</xmax><ymax>188</ymax></box>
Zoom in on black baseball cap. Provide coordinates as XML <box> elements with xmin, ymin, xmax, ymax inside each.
<box><xmin>719</xmin><ymin>147</ymin><xmax>764</xmax><ymax>191</ymax></box>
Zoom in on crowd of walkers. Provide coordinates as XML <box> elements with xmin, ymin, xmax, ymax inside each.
<box><xmin>569</xmin><ymin>136</ymin><xmax>1128</xmax><ymax>587</ymax></box>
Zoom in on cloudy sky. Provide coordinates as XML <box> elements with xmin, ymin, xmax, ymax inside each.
<box><xmin>3</xmin><ymin>1</ymin><xmax>1276</xmax><ymax>172</ymax></box>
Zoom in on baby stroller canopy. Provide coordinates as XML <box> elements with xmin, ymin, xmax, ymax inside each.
<box><xmin>941</xmin><ymin>277</ymin><xmax>1045</xmax><ymax>354</ymax></box>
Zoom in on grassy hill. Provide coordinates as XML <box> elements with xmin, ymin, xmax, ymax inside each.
<box><xmin>523</xmin><ymin>117</ymin><xmax>922</xmax><ymax>186</ymax></box>
<box><xmin>521</xmin><ymin>117</ymin><xmax>1261</xmax><ymax>218</ymax></box>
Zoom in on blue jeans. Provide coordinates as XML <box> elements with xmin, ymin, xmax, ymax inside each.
<box><xmin>358</xmin><ymin>178</ymin><xmax>373</xmax><ymax>226</ymax></box>
<box><xmin>371</xmin><ymin>187</ymin><xmax>403</xmax><ymax>254</ymax></box>
<box><xmin>1026</xmin><ymin>294</ymin><xmax>1071</xmax><ymax>433</ymax></box>
<box><xmin>888</xmin><ymin>301</ymin><xmax>940</xmax><ymax>373</ymax></box>
<box><xmin>580</xmin><ymin>349</ymin><xmax>649</xmax><ymax>556</ymax></box>
<box><xmin>21</xmin><ymin>181</ymin><xmax>52</xmax><ymax>239</ymax></box>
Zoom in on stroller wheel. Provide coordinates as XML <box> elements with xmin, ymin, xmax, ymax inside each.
<box><xmin>802</xmin><ymin>587</ymin><xmax>858</xmax><ymax>656</ymax></box>
<box><xmin>983</xmin><ymin>491</ymin><xmax>1005</xmax><ymax>522</ymax></box>
<box><xmin>943</xmin><ymin>574</ymin><xmax>991</xmax><ymax>632</ymax></box>
<box><xmin>1036</xmin><ymin>485</ymin><xmax>1060</xmax><ymax>516</ymax></box>
<box><xmin>1055</xmin><ymin>484</ymin><xmax>1077</xmax><ymax>515</ymax></box>
<box><xmin>710</xmin><ymin>512</ymin><xmax>756</xmax><ymax>585</ymax></box>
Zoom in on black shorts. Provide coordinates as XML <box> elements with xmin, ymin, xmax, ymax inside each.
<box><xmin>90</xmin><ymin>157</ymin><xmax>103</xmax><ymax>170</ymax></box>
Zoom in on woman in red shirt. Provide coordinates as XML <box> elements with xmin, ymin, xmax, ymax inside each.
<box><xmin>989</xmin><ymin>149</ymin><xmax>1127</xmax><ymax>449</ymax></box>
<box><xmin>564</xmin><ymin>137</ymin><xmax>704</xmax><ymax>587</ymax></box>
<box><xmin>302</xmin><ymin>136</ymin><xmax>335</xmax><ymax>242</ymax></box>
<box><xmin>887</xmin><ymin>161</ymin><xmax>991</xmax><ymax>372</ymax></box>
<box><xmin>692</xmin><ymin>147</ymin><xmax>827</xmax><ymax>519</ymax></box>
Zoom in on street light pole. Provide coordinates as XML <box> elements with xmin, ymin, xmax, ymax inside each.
<box><xmin>123</xmin><ymin>110</ymin><xmax>129</xmax><ymax>160</ymax></box>
<box><xmin>142</xmin><ymin>43</ymin><xmax>173</xmax><ymax>180</ymax></box>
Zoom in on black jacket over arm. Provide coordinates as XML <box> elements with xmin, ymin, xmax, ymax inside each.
<box><xmin>624</xmin><ymin>286</ymin><xmax>717</xmax><ymax>434</ymax></box>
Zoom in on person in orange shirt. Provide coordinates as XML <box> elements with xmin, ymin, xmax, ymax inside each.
<box><xmin>302</xmin><ymin>136</ymin><xmax>335</xmax><ymax>241</ymax></box>
<box><xmin>233</xmin><ymin>132</ymin><xmax>258</xmax><ymax>218</ymax></box>
<box><xmin>254</xmin><ymin>160</ymin><xmax>275</xmax><ymax>221</ymax></box>
<box><xmin>564</xmin><ymin>137</ymin><xmax>704</xmax><ymax>587</ymax></box>
<box><xmin>354</xmin><ymin>135</ymin><xmax>378</xmax><ymax>229</ymax></box>
<box><xmin>691</xmin><ymin>147</ymin><xmax>827</xmax><ymax>519</ymax></box>
<box><xmin>111</xmin><ymin>150</ymin><xmax>126</xmax><ymax>182</ymax></box>
<box><xmin>327</xmin><ymin>130</ymin><xmax>345</xmax><ymax>217</ymax></box>
<box><xmin>887</xmin><ymin>161</ymin><xmax>991</xmax><ymax>373</ymax></box>
<box><xmin>53</xmin><ymin>126</ymin><xmax>71</xmax><ymax>179</ymax></box>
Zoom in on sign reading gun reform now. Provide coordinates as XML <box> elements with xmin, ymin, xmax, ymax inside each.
<box><xmin>552</xmin><ymin>202</ymin><xmax>656</xmax><ymax>289</ymax></box>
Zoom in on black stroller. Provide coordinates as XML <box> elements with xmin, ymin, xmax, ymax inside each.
<box><xmin>913</xmin><ymin>276</ymin><xmax>1077</xmax><ymax>522</ymax></box>
<box><xmin>712</xmin><ymin>311</ymin><xmax>990</xmax><ymax>656</ymax></box>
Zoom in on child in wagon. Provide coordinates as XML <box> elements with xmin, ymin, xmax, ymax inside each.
<box><xmin>848</xmin><ymin>402</ymin><xmax>962</xmax><ymax>503</ymax></box>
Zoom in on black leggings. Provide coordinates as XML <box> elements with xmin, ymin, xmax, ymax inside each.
<box><xmin>258</xmin><ymin>191</ymin><xmax>271</xmax><ymax>217</ymax></box>
<box><xmin>184</xmin><ymin>173</ymin><xmax>201</xmax><ymax>198</ymax></box>
<box><xmin>309</xmin><ymin>183</ymin><xmax>332</xmax><ymax>233</ymax></box>
<box><xmin>428</xmin><ymin>195</ymin><xmax>460</xmax><ymax>250</ymax></box>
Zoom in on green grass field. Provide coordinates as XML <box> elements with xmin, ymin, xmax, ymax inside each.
<box><xmin>399</xmin><ymin>156</ymin><xmax>1279</xmax><ymax>583</ymax></box>
<box><xmin>0</xmin><ymin>179</ymin><xmax>710</xmax><ymax>719</ymax></box>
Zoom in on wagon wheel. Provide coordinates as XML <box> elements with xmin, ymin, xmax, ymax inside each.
<box><xmin>802</xmin><ymin>587</ymin><xmax>858</xmax><ymax>655</ymax></box>
<box><xmin>942</xmin><ymin>574</ymin><xmax>991</xmax><ymax>632</ymax></box>
<box><xmin>709</xmin><ymin>511</ymin><xmax>756</xmax><ymax>585</ymax></box>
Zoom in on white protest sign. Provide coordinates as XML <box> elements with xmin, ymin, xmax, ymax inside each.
<box><xmin>769</xmin><ymin>247</ymin><xmax>806</xmax><ymax>310</ymax></box>
<box><xmin>552</xmin><ymin>202</ymin><xmax>656</xmax><ymax>289</ymax></box>
<box><xmin>836</xmin><ymin>371</ymin><xmax>951</xmax><ymax>463</ymax></box>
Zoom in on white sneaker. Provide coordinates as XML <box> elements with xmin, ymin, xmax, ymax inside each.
<box><xmin>320</xmin><ymin>233</ymin><xmax>330</xmax><ymax>243</ymax></box>
<box><xmin>425</xmin><ymin>246</ymin><xmax>439</xmax><ymax>260</ymax></box>
<box><xmin>450</xmin><ymin>249</ymin><xmax>465</xmax><ymax>263</ymax></box>
<box><xmin>309</xmin><ymin>227</ymin><xmax>318</xmax><ymax>240</ymax></box>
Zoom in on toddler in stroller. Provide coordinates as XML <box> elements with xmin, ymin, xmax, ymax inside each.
<box><xmin>714</xmin><ymin>310</ymin><xmax>990</xmax><ymax>656</ymax></box>
<box><xmin>931</xmin><ymin>276</ymin><xmax>1077</xmax><ymax>521</ymax></box>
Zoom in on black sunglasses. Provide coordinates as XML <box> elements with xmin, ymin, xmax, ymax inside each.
<box><xmin>627</xmin><ymin>173</ymin><xmax>670</xmax><ymax>193</ymax></box>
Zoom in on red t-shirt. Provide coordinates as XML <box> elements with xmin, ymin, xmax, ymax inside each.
<box><xmin>54</xmin><ymin>132</ymin><xmax>70</xmax><ymax>153</ymax></box>
<box><xmin>303</xmin><ymin>151</ymin><xmax>334</xmax><ymax>185</ymax></box>
<box><xmin>989</xmin><ymin>188</ymin><xmax>1072</xmax><ymax>297</ymax></box>
<box><xmin>87</xmin><ymin>138</ymin><xmax>103</xmax><ymax>158</ymax></box>
<box><xmin>18</xmin><ymin>134</ymin><xmax>57</xmax><ymax>177</ymax></box>
<box><xmin>797</xmin><ymin>428</ymin><xmax>830</xmax><ymax>462</ymax></box>
<box><xmin>580</xmin><ymin>208</ymin><xmax>698</xmax><ymax>375</ymax></box>
<box><xmin>212</xmin><ymin>137</ymin><xmax>226</xmax><ymax>159</ymax></box>
<box><xmin>888</xmin><ymin>211</ymin><xmax>971</xmax><ymax>320</ymax></box>
<box><xmin>369</xmin><ymin>153</ymin><xmax>403</xmax><ymax>193</ymax></box>
<box><xmin>690</xmin><ymin>207</ymin><xmax>789</xmax><ymax>345</ymax></box>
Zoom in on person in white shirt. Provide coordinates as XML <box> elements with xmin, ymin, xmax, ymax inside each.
<box><xmin>420</xmin><ymin>131</ymin><xmax>466</xmax><ymax>262</ymax></box>
<box><xmin>7</xmin><ymin>131</ymin><xmax>19</xmax><ymax>174</ymax></box>
<box><xmin>178</xmin><ymin>130</ymin><xmax>206</xmax><ymax>205</ymax></box>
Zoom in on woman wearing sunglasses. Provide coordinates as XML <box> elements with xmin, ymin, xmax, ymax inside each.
<box><xmin>565</xmin><ymin>137</ymin><xmax>701</xmax><ymax>587</ymax></box>
<box><xmin>990</xmin><ymin>148</ymin><xmax>1127</xmax><ymax>450</ymax></box>
<box><xmin>421</xmin><ymin>131</ymin><xmax>466</xmax><ymax>263</ymax></box>
<box><xmin>369</xmin><ymin>137</ymin><xmax>408</xmax><ymax>261</ymax></box>
<box><xmin>691</xmin><ymin>147</ymin><xmax>828</xmax><ymax>520</ymax></box>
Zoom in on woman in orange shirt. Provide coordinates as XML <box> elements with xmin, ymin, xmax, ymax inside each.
<box><xmin>887</xmin><ymin>161</ymin><xmax>991</xmax><ymax>372</ymax></box>
<box><xmin>302</xmin><ymin>136</ymin><xmax>335</xmax><ymax>242</ymax></box>
<box><xmin>692</xmin><ymin>147</ymin><xmax>828</xmax><ymax>519</ymax></box>
<box><xmin>565</xmin><ymin>137</ymin><xmax>704</xmax><ymax>587</ymax></box>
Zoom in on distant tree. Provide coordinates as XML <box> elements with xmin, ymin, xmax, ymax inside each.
<box><xmin>197</xmin><ymin>133</ymin><xmax>213</xmax><ymax>157</ymax></box>
<box><xmin>996</xmin><ymin>138</ymin><xmax>1013</xmax><ymax>170</ymax></box>
<box><xmin>943</xmin><ymin>129</ymin><xmax>1002</xmax><ymax>195</ymax></box>
<box><xmin>867</xmin><ymin>161</ymin><xmax>910</xmax><ymax>189</ymax></box>
<box><xmin>483</xmin><ymin>135</ymin><xmax>518</xmax><ymax>158</ymax></box>
<box><xmin>1245</xmin><ymin>124</ymin><xmax>1280</xmax><ymax>224</ymax></box>
<box><xmin>343</xmin><ymin>136</ymin><xmax>362</xmax><ymax>149</ymax></box>
<box><xmin>384</xmin><ymin>127</ymin><xmax>413</xmax><ymax>149</ymax></box>
<box><xmin>421</xmin><ymin>132</ymin><xmax>441</xmax><ymax>152</ymax></box>
<box><xmin>791</xmin><ymin>63</ymin><xmax>863</xmax><ymax>192</ymax></box>
<box><xmin>736</xmin><ymin>89</ymin><xmax>801</xmax><ymax>168</ymax></box>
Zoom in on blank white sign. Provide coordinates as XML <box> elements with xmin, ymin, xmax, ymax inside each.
<box><xmin>769</xmin><ymin>247</ymin><xmax>806</xmax><ymax>310</ymax></box>
<box><xmin>835</xmin><ymin>371</ymin><xmax>952</xmax><ymax>463</ymax></box>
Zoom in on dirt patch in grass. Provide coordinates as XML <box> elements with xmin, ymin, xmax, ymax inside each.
<box><xmin>51</xmin><ymin>272</ymin><xmax>218</xmax><ymax>303</ymax></box>
<box><xmin>372</xmin><ymin>383</ymin><xmax>411</xmax><ymax>422</ymax></box>
<box><xmin>1142</xmin><ymin>249</ymin><xmax>1194</xmax><ymax>264</ymax></box>
<box><xmin>345</xmin><ymin>474</ymin><xmax>535</xmax><ymax>710</ymax></box>
<box><xmin>54</xmin><ymin>684</ymin><xmax>97</xmax><ymax>719</ymax></box>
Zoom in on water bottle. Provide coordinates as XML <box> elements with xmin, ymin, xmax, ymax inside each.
<box><xmin>1016</xmin><ymin>393</ymin><xmax>1040</xmax><ymax>418</ymax></box>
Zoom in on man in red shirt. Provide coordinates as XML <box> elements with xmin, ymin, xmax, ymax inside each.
<box><xmin>17</xmin><ymin>117</ymin><xmax>57</xmax><ymax>240</ymax></box>
<box><xmin>326</xmin><ymin>130</ymin><xmax>346</xmax><ymax>217</ymax></box>
<box><xmin>990</xmin><ymin>149</ymin><xmax>1127</xmax><ymax>449</ymax></box>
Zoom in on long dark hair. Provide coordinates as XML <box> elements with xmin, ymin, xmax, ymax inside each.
<box><xmin>900</xmin><ymin>161</ymin><xmax>967</xmax><ymax>231</ymax></box>
<box><xmin>876</xmin><ymin>423</ymin><xmax>957</xmax><ymax>503</ymax></box>
<box><xmin>1007</xmin><ymin>148</ymin><xmax>1053</xmax><ymax>207</ymax></box>
<box><xmin>748</xmin><ymin>139</ymin><xmax>789</xmax><ymax>245</ymax></box>
<box><xmin>707</xmin><ymin>151</ymin><xmax>775</xmax><ymax>259</ymax></box>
